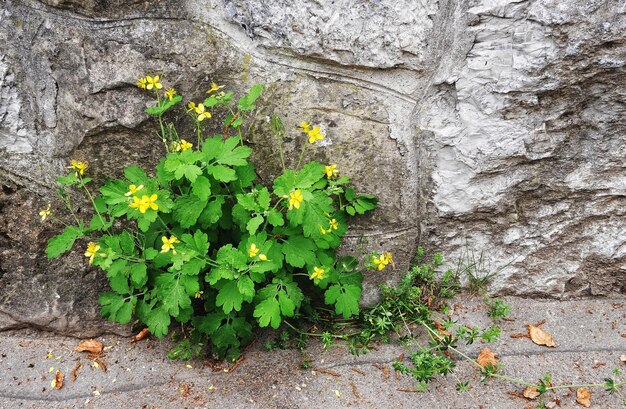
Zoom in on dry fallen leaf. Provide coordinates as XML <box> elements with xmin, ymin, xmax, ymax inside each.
<box><xmin>522</xmin><ymin>386</ymin><xmax>540</xmax><ymax>400</ymax></box>
<box><xmin>433</xmin><ymin>321</ymin><xmax>452</xmax><ymax>337</ymax></box>
<box><xmin>620</xmin><ymin>354</ymin><xmax>626</xmax><ymax>363</ymax></box>
<box><xmin>71</xmin><ymin>361</ymin><xmax>82</xmax><ymax>382</ymax></box>
<box><xmin>476</xmin><ymin>347</ymin><xmax>498</xmax><ymax>368</ymax></box>
<box><xmin>130</xmin><ymin>328</ymin><xmax>150</xmax><ymax>343</ymax></box>
<box><xmin>76</xmin><ymin>339</ymin><xmax>104</xmax><ymax>354</ymax></box>
<box><xmin>94</xmin><ymin>358</ymin><xmax>107</xmax><ymax>373</ymax></box>
<box><xmin>53</xmin><ymin>370</ymin><xmax>64</xmax><ymax>390</ymax></box>
<box><xmin>528</xmin><ymin>324</ymin><xmax>556</xmax><ymax>347</ymax></box>
<box><xmin>576</xmin><ymin>387</ymin><xmax>591</xmax><ymax>407</ymax></box>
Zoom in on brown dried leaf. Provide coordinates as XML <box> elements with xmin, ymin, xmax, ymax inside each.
<box><xmin>94</xmin><ymin>358</ymin><xmax>107</xmax><ymax>373</ymax></box>
<box><xmin>522</xmin><ymin>386</ymin><xmax>540</xmax><ymax>400</ymax></box>
<box><xmin>76</xmin><ymin>339</ymin><xmax>104</xmax><ymax>354</ymax></box>
<box><xmin>576</xmin><ymin>387</ymin><xmax>591</xmax><ymax>407</ymax></box>
<box><xmin>434</xmin><ymin>321</ymin><xmax>452</xmax><ymax>337</ymax></box>
<box><xmin>476</xmin><ymin>347</ymin><xmax>498</xmax><ymax>368</ymax></box>
<box><xmin>130</xmin><ymin>328</ymin><xmax>150</xmax><ymax>343</ymax></box>
<box><xmin>528</xmin><ymin>324</ymin><xmax>556</xmax><ymax>347</ymax></box>
<box><xmin>71</xmin><ymin>361</ymin><xmax>82</xmax><ymax>382</ymax></box>
<box><xmin>54</xmin><ymin>370</ymin><xmax>64</xmax><ymax>390</ymax></box>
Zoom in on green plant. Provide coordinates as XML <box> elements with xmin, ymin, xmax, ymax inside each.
<box><xmin>43</xmin><ymin>75</ymin><xmax>383</xmax><ymax>361</ymax></box>
<box><xmin>486</xmin><ymin>297</ymin><xmax>510</xmax><ymax>321</ymax></box>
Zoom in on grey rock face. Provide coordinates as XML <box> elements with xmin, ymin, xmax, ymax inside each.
<box><xmin>0</xmin><ymin>0</ymin><xmax>624</xmax><ymax>335</ymax></box>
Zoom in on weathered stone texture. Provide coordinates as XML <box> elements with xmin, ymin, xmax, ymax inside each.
<box><xmin>0</xmin><ymin>0</ymin><xmax>624</xmax><ymax>335</ymax></box>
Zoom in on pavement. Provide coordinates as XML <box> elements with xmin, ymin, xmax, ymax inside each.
<box><xmin>0</xmin><ymin>295</ymin><xmax>624</xmax><ymax>409</ymax></box>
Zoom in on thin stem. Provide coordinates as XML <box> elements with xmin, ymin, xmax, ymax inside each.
<box><xmin>295</xmin><ymin>141</ymin><xmax>308</xmax><ymax>171</ymax></box>
<box><xmin>79</xmin><ymin>175</ymin><xmax>110</xmax><ymax>235</ymax></box>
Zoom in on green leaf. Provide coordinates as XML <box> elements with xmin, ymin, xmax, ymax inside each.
<box><xmin>182</xmin><ymin>230</ymin><xmax>210</xmax><ymax>256</ymax></box>
<box><xmin>46</xmin><ymin>226</ymin><xmax>83</xmax><ymax>258</ymax></box>
<box><xmin>176</xmin><ymin>163</ymin><xmax>202</xmax><ymax>183</ymax></box>
<box><xmin>155</xmin><ymin>273</ymin><xmax>194</xmax><ymax>318</ymax></box>
<box><xmin>257</xmin><ymin>187</ymin><xmax>271</xmax><ymax>210</ymax></box>
<box><xmin>216</xmin><ymin>139</ymin><xmax>252</xmax><ymax>166</ymax></box>
<box><xmin>267</xmin><ymin>208</ymin><xmax>284</xmax><ymax>226</ymax></box>
<box><xmin>216</xmin><ymin>280</ymin><xmax>244</xmax><ymax>314</ymax></box>
<box><xmin>253</xmin><ymin>297</ymin><xmax>281</xmax><ymax>329</ymax></box>
<box><xmin>282</xmin><ymin>235</ymin><xmax>316</xmax><ymax>268</ymax></box>
<box><xmin>119</xmin><ymin>231</ymin><xmax>136</xmax><ymax>255</ymax></box>
<box><xmin>237</xmin><ymin>275</ymin><xmax>255</xmax><ymax>301</ymax></box>
<box><xmin>235</xmin><ymin>163</ymin><xmax>256</xmax><ymax>188</ymax></box>
<box><xmin>345</xmin><ymin>205</ymin><xmax>356</xmax><ymax>216</ymax></box>
<box><xmin>236</xmin><ymin>193</ymin><xmax>258</xmax><ymax>211</ymax></box>
<box><xmin>57</xmin><ymin>172</ymin><xmax>78</xmax><ymax>186</ymax></box>
<box><xmin>144</xmin><ymin>248</ymin><xmax>159</xmax><ymax>260</ymax></box>
<box><xmin>206</xmin><ymin>244</ymin><xmax>247</xmax><ymax>285</ymax></box>
<box><xmin>207</xmin><ymin>165</ymin><xmax>237</xmax><ymax>182</ymax></box>
<box><xmin>179</xmin><ymin>258</ymin><xmax>205</xmax><ymax>276</ymax></box>
<box><xmin>325</xmin><ymin>283</ymin><xmax>361</xmax><ymax>319</ymax></box>
<box><xmin>124</xmin><ymin>166</ymin><xmax>148</xmax><ymax>185</ymax></box>
<box><xmin>247</xmin><ymin>215</ymin><xmax>264</xmax><ymax>235</ymax></box>
<box><xmin>192</xmin><ymin>175</ymin><xmax>211</xmax><ymax>201</ymax></box>
<box><xmin>107</xmin><ymin>259</ymin><xmax>130</xmax><ymax>294</ymax></box>
<box><xmin>173</xmin><ymin>194</ymin><xmax>206</xmax><ymax>229</ymax></box>
<box><xmin>130</xmin><ymin>263</ymin><xmax>148</xmax><ymax>288</ymax></box>
<box><xmin>295</xmin><ymin>162</ymin><xmax>325</xmax><ymax>189</ymax></box>
<box><xmin>99</xmin><ymin>292</ymin><xmax>124</xmax><ymax>320</ymax></box>
<box><xmin>145</xmin><ymin>95</ymin><xmax>183</xmax><ymax>116</ymax></box>
<box><xmin>116</xmin><ymin>296</ymin><xmax>136</xmax><ymax>324</ymax></box>
<box><xmin>277</xmin><ymin>291</ymin><xmax>295</xmax><ymax>317</ymax></box>
<box><xmin>194</xmin><ymin>312</ymin><xmax>225</xmax><ymax>335</ymax></box>
<box><xmin>198</xmin><ymin>197</ymin><xmax>225</xmax><ymax>227</ymax></box>
<box><xmin>146</xmin><ymin>306</ymin><xmax>171</xmax><ymax>338</ymax></box>
<box><xmin>302</xmin><ymin>192</ymin><xmax>334</xmax><ymax>239</ymax></box>
<box><xmin>237</xmin><ymin>84</ymin><xmax>264</xmax><ymax>111</ymax></box>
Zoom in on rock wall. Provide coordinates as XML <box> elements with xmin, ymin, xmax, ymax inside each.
<box><xmin>0</xmin><ymin>0</ymin><xmax>624</xmax><ymax>335</ymax></box>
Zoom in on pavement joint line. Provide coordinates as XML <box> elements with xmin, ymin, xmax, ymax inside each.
<box><xmin>0</xmin><ymin>380</ymin><xmax>171</xmax><ymax>402</ymax></box>
<box><xmin>318</xmin><ymin>347</ymin><xmax>625</xmax><ymax>371</ymax></box>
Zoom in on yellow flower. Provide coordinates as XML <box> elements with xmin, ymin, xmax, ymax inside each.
<box><xmin>179</xmin><ymin>139</ymin><xmax>193</xmax><ymax>151</ymax></box>
<box><xmin>298</xmin><ymin>121</ymin><xmax>312</xmax><ymax>132</ymax></box>
<box><xmin>39</xmin><ymin>204</ymin><xmax>51</xmax><ymax>221</ymax></box>
<box><xmin>187</xmin><ymin>101</ymin><xmax>196</xmax><ymax>112</ymax></box>
<box><xmin>373</xmin><ymin>254</ymin><xmax>388</xmax><ymax>271</ymax></box>
<box><xmin>288</xmin><ymin>189</ymin><xmax>304</xmax><ymax>210</ymax></box>
<box><xmin>129</xmin><ymin>194</ymin><xmax>159</xmax><ymax>213</ymax></box>
<box><xmin>324</xmin><ymin>164</ymin><xmax>338</xmax><ymax>178</ymax></box>
<box><xmin>136</xmin><ymin>77</ymin><xmax>147</xmax><ymax>89</ymax></box>
<box><xmin>329</xmin><ymin>219</ymin><xmax>338</xmax><ymax>230</ymax></box>
<box><xmin>307</xmin><ymin>126</ymin><xmax>325</xmax><ymax>144</ymax></box>
<box><xmin>194</xmin><ymin>291</ymin><xmax>204</xmax><ymax>299</ymax></box>
<box><xmin>146</xmin><ymin>75</ymin><xmax>162</xmax><ymax>90</ymax></box>
<box><xmin>161</xmin><ymin>235</ymin><xmax>180</xmax><ymax>255</ymax></box>
<box><xmin>258</xmin><ymin>254</ymin><xmax>268</xmax><ymax>261</ymax></box>
<box><xmin>124</xmin><ymin>184</ymin><xmax>144</xmax><ymax>197</ymax></box>
<box><xmin>311</xmin><ymin>267</ymin><xmax>326</xmax><ymax>280</ymax></box>
<box><xmin>249</xmin><ymin>243</ymin><xmax>260</xmax><ymax>258</ymax></box>
<box><xmin>383</xmin><ymin>252</ymin><xmax>393</xmax><ymax>265</ymax></box>
<box><xmin>165</xmin><ymin>88</ymin><xmax>176</xmax><ymax>101</ymax></box>
<box><xmin>195</xmin><ymin>103</ymin><xmax>212</xmax><ymax>121</ymax></box>
<box><xmin>320</xmin><ymin>225</ymin><xmax>327</xmax><ymax>235</ymax></box>
<box><xmin>69</xmin><ymin>160</ymin><xmax>88</xmax><ymax>175</ymax></box>
<box><xmin>84</xmin><ymin>242</ymin><xmax>100</xmax><ymax>264</ymax></box>
<box><xmin>207</xmin><ymin>82</ymin><xmax>225</xmax><ymax>93</ymax></box>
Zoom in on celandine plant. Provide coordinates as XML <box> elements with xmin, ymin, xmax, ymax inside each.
<box><xmin>43</xmin><ymin>75</ymin><xmax>383</xmax><ymax>360</ymax></box>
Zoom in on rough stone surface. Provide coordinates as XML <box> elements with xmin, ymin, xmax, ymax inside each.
<box><xmin>0</xmin><ymin>0</ymin><xmax>624</xmax><ymax>334</ymax></box>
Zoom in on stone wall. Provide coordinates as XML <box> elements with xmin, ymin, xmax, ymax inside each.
<box><xmin>0</xmin><ymin>0</ymin><xmax>624</xmax><ymax>335</ymax></box>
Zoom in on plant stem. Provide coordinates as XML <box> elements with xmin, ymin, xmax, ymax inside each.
<box><xmin>295</xmin><ymin>141</ymin><xmax>308</xmax><ymax>171</ymax></box>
